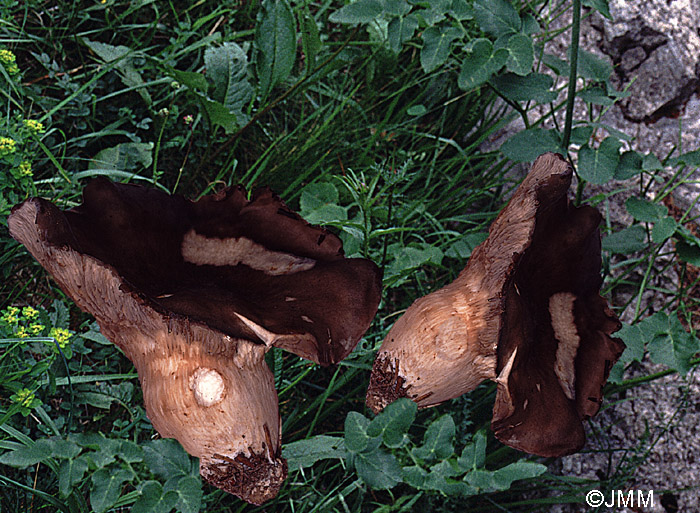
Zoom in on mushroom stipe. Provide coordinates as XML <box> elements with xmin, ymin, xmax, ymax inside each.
<box><xmin>8</xmin><ymin>178</ymin><xmax>382</xmax><ymax>504</ymax></box>
<box><xmin>366</xmin><ymin>152</ymin><xmax>625</xmax><ymax>458</ymax></box>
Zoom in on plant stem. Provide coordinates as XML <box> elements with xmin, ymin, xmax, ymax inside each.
<box><xmin>561</xmin><ymin>0</ymin><xmax>581</xmax><ymax>152</ymax></box>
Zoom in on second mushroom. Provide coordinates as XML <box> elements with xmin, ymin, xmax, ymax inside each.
<box><xmin>366</xmin><ymin>152</ymin><xmax>624</xmax><ymax>457</ymax></box>
<box><xmin>9</xmin><ymin>178</ymin><xmax>382</xmax><ymax>504</ymax></box>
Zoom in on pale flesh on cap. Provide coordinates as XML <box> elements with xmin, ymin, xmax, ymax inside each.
<box><xmin>8</xmin><ymin>179</ymin><xmax>382</xmax><ymax>503</ymax></box>
<box><xmin>366</xmin><ymin>152</ymin><xmax>624</xmax><ymax>457</ymax></box>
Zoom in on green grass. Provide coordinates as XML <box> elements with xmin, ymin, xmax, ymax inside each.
<box><xmin>1</xmin><ymin>0</ymin><xmax>699</xmax><ymax>512</ymax></box>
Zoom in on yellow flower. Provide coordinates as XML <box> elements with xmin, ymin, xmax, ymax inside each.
<box><xmin>29</xmin><ymin>323</ymin><xmax>45</xmax><ymax>334</ymax></box>
<box><xmin>12</xmin><ymin>388</ymin><xmax>36</xmax><ymax>408</ymax></box>
<box><xmin>22</xmin><ymin>306</ymin><xmax>38</xmax><ymax>319</ymax></box>
<box><xmin>49</xmin><ymin>327</ymin><xmax>72</xmax><ymax>348</ymax></box>
<box><xmin>18</xmin><ymin>161</ymin><xmax>33</xmax><ymax>177</ymax></box>
<box><xmin>23</xmin><ymin>119</ymin><xmax>45</xmax><ymax>134</ymax></box>
<box><xmin>0</xmin><ymin>137</ymin><xmax>17</xmax><ymax>157</ymax></box>
<box><xmin>15</xmin><ymin>326</ymin><xmax>28</xmax><ymax>338</ymax></box>
<box><xmin>1</xmin><ymin>307</ymin><xmax>19</xmax><ymax>325</ymax></box>
<box><xmin>0</xmin><ymin>49</ymin><xmax>19</xmax><ymax>74</ymax></box>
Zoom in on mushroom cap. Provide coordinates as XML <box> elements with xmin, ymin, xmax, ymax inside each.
<box><xmin>366</xmin><ymin>153</ymin><xmax>624</xmax><ymax>457</ymax></box>
<box><xmin>8</xmin><ymin>179</ymin><xmax>382</xmax><ymax>503</ymax></box>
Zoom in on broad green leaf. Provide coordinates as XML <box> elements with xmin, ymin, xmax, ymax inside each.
<box><xmin>71</xmin><ymin>433</ymin><xmax>119</xmax><ymax>468</ymax></box>
<box><xmin>420</xmin><ymin>26</ymin><xmax>462</xmax><ymax>73</ymax></box>
<box><xmin>204</xmin><ymin>43</ymin><xmax>253</xmax><ymax>125</ymax></box>
<box><xmin>163</xmin><ymin>475</ymin><xmax>202</xmax><ymax>513</ymax></box>
<box><xmin>458</xmin><ymin>39</ymin><xmax>507</xmax><ymax>90</ymax></box>
<box><xmin>570</xmin><ymin>125</ymin><xmax>594</xmax><ymax>145</ymax></box>
<box><xmin>402</xmin><ymin>465</ymin><xmax>428</xmax><ymax>488</ymax></box>
<box><xmin>329</xmin><ymin>0</ymin><xmax>383</xmax><ymax>24</ymax></box>
<box><xmin>143</xmin><ymin>439</ymin><xmax>193</xmax><ymax>480</ymax></box>
<box><xmin>579</xmin><ymin>86</ymin><xmax>615</xmax><ymax>105</ymax></box>
<box><xmin>367</xmin><ymin>397</ymin><xmax>417</xmax><ymax>448</ymax></box>
<box><xmin>345</xmin><ymin>411</ymin><xmax>381</xmax><ymax>453</ymax></box>
<box><xmin>90</xmin><ymin>468</ymin><xmax>133</xmax><ymax>513</ymax></box>
<box><xmin>0</xmin><ymin>439</ymin><xmax>54</xmax><ymax>467</ymax></box>
<box><xmin>652</xmin><ymin>217</ymin><xmax>678</xmax><ymax>243</ymax></box>
<box><xmin>578</xmin><ymin>137</ymin><xmax>623</xmax><ymax>184</ymax></box>
<box><xmin>299</xmin><ymin>182</ymin><xmax>348</xmax><ymax>225</ymax></box>
<box><xmin>625</xmin><ymin>197</ymin><xmax>668</xmax><ymax>223</ymax></box>
<box><xmin>118</xmin><ymin>440</ymin><xmax>144</xmax><ymax>463</ymax></box>
<box><xmin>583</xmin><ymin>0</ymin><xmax>612</xmax><ymax>19</ymax></box>
<box><xmin>615</xmin><ymin>150</ymin><xmax>643</xmax><ymax>180</ymax></box>
<box><xmin>520</xmin><ymin>13</ymin><xmax>541</xmax><ymax>34</ymax></box>
<box><xmin>424</xmin><ymin>461</ymin><xmax>476</xmax><ymax>496</ymax></box>
<box><xmin>676</xmin><ymin>239</ymin><xmax>700</xmax><ymax>266</ymax></box>
<box><xmin>668</xmin><ymin>148</ymin><xmax>700</xmax><ymax>167</ymax></box>
<box><xmin>132</xmin><ymin>481</ymin><xmax>179</xmax><ymax>513</ymax></box>
<box><xmin>300</xmin><ymin>10</ymin><xmax>322</xmax><ymax>74</ymax></box>
<box><xmin>502</xmin><ymin>33</ymin><xmax>533</xmax><ymax>76</ymax></box>
<box><xmin>388</xmin><ymin>14</ymin><xmax>419</xmax><ymax>53</ymax></box>
<box><xmin>464</xmin><ymin>468</ymin><xmax>496</xmax><ymax>490</ymax></box>
<box><xmin>58</xmin><ymin>457</ymin><xmax>89</xmax><ymax>497</ymax></box>
<box><xmin>602</xmin><ymin>225</ymin><xmax>647</xmax><ymax>254</ymax></box>
<box><xmin>492</xmin><ymin>461</ymin><xmax>547</xmax><ymax>490</ymax></box>
<box><xmin>449</xmin><ymin>0</ymin><xmax>473</xmax><ymax>20</ymax></box>
<box><xmin>542</xmin><ymin>53</ymin><xmax>569</xmax><ymax>76</ymax></box>
<box><xmin>492</xmin><ymin>72</ymin><xmax>556</xmax><ymax>103</ymax></box>
<box><xmin>89</xmin><ymin>142</ymin><xmax>154</xmax><ymax>171</ymax></box>
<box><xmin>457</xmin><ymin>431</ymin><xmax>486</xmax><ymax>470</ymax></box>
<box><xmin>355</xmin><ymin>449</ymin><xmax>402</xmax><ymax>489</ymax></box>
<box><xmin>647</xmin><ymin>314</ymin><xmax>700</xmax><ymax>375</ymax></box>
<box><xmin>407</xmin><ymin>104</ymin><xmax>427</xmax><ymax>116</ymax></box>
<box><xmin>201</xmin><ymin>98</ymin><xmax>239</xmax><ymax>133</ymax></box>
<box><xmin>84</xmin><ymin>39</ymin><xmax>151</xmax><ymax>105</ymax></box>
<box><xmin>412</xmin><ymin>414</ymin><xmax>455</xmax><ymax>462</ymax></box>
<box><xmin>500</xmin><ymin>128</ymin><xmax>563</xmax><ymax>162</ymax></box>
<box><xmin>473</xmin><ymin>0</ymin><xmax>520</xmax><ymax>37</ymax></box>
<box><xmin>172</xmin><ymin>70</ymin><xmax>209</xmax><ymax>92</ymax></box>
<box><xmin>642</xmin><ymin>152</ymin><xmax>663</xmax><ymax>170</ymax></box>
<box><xmin>445</xmin><ymin>232</ymin><xmax>488</xmax><ymax>259</ymax></box>
<box><xmin>384</xmin><ymin>0</ymin><xmax>411</xmax><ymax>16</ymax></box>
<box><xmin>616</xmin><ymin>323</ymin><xmax>646</xmax><ymax>364</ymax></box>
<box><xmin>283</xmin><ymin>435</ymin><xmax>346</xmax><ymax>471</ymax></box>
<box><xmin>256</xmin><ymin>0</ymin><xmax>296</xmax><ymax>98</ymax></box>
<box><xmin>575</xmin><ymin>48</ymin><xmax>613</xmax><ymax>82</ymax></box>
<box><xmin>386</xmin><ymin>243</ymin><xmax>444</xmax><ymax>277</ymax></box>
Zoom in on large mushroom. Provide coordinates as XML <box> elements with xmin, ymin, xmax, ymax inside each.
<box><xmin>366</xmin><ymin>152</ymin><xmax>624</xmax><ymax>457</ymax></box>
<box><xmin>8</xmin><ymin>178</ymin><xmax>382</xmax><ymax>504</ymax></box>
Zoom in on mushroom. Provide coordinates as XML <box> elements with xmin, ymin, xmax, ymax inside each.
<box><xmin>8</xmin><ymin>177</ymin><xmax>382</xmax><ymax>503</ymax></box>
<box><xmin>366</xmin><ymin>152</ymin><xmax>624</xmax><ymax>457</ymax></box>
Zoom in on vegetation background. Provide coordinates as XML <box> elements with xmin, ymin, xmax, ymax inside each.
<box><xmin>1</xmin><ymin>0</ymin><xmax>698</xmax><ymax>511</ymax></box>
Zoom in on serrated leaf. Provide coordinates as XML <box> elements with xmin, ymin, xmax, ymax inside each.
<box><xmin>90</xmin><ymin>468</ymin><xmax>133</xmax><ymax>513</ymax></box>
<box><xmin>283</xmin><ymin>435</ymin><xmax>346</xmax><ymax>472</ymax></box>
<box><xmin>329</xmin><ymin>0</ymin><xmax>383</xmax><ymax>24</ymax></box>
<box><xmin>412</xmin><ymin>415</ymin><xmax>455</xmax><ymax>462</ymax></box>
<box><xmin>256</xmin><ymin>0</ymin><xmax>296</xmax><ymax>98</ymax></box>
<box><xmin>578</xmin><ymin>137</ymin><xmax>623</xmax><ymax>184</ymax></box>
<box><xmin>473</xmin><ymin>0</ymin><xmax>520</xmax><ymax>37</ymax></box>
<box><xmin>132</xmin><ymin>481</ymin><xmax>179</xmax><ymax>513</ymax></box>
<box><xmin>367</xmin><ymin>398</ymin><xmax>417</xmax><ymax>448</ymax></box>
<box><xmin>143</xmin><ymin>439</ymin><xmax>192</xmax><ymax>480</ymax></box>
<box><xmin>602</xmin><ymin>225</ymin><xmax>647</xmax><ymax>254</ymax></box>
<box><xmin>388</xmin><ymin>14</ymin><xmax>419</xmax><ymax>53</ymax></box>
<box><xmin>163</xmin><ymin>475</ymin><xmax>202</xmax><ymax>513</ymax></box>
<box><xmin>58</xmin><ymin>457</ymin><xmax>89</xmax><ymax>497</ymax></box>
<box><xmin>625</xmin><ymin>197</ymin><xmax>668</xmax><ymax>223</ymax></box>
<box><xmin>458</xmin><ymin>39</ymin><xmax>506</xmax><ymax>90</ymax></box>
<box><xmin>420</xmin><ymin>26</ymin><xmax>462</xmax><ymax>73</ymax></box>
<box><xmin>355</xmin><ymin>449</ymin><xmax>402</xmax><ymax>489</ymax></box>
<box><xmin>500</xmin><ymin>128</ymin><xmax>563</xmax><ymax>162</ymax></box>
<box><xmin>492</xmin><ymin>72</ymin><xmax>556</xmax><ymax>103</ymax></box>
<box><xmin>345</xmin><ymin>411</ymin><xmax>381</xmax><ymax>453</ymax></box>
<box><xmin>503</xmin><ymin>33</ymin><xmax>533</xmax><ymax>76</ymax></box>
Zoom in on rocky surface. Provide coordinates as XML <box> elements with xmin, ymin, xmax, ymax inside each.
<box><xmin>540</xmin><ymin>2</ymin><xmax>700</xmax><ymax>512</ymax></box>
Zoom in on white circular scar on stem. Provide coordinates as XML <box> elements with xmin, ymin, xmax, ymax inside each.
<box><xmin>190</xmin><ymin>367</ymin><xmax>226</xmax><ymax>407</ymax></box>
